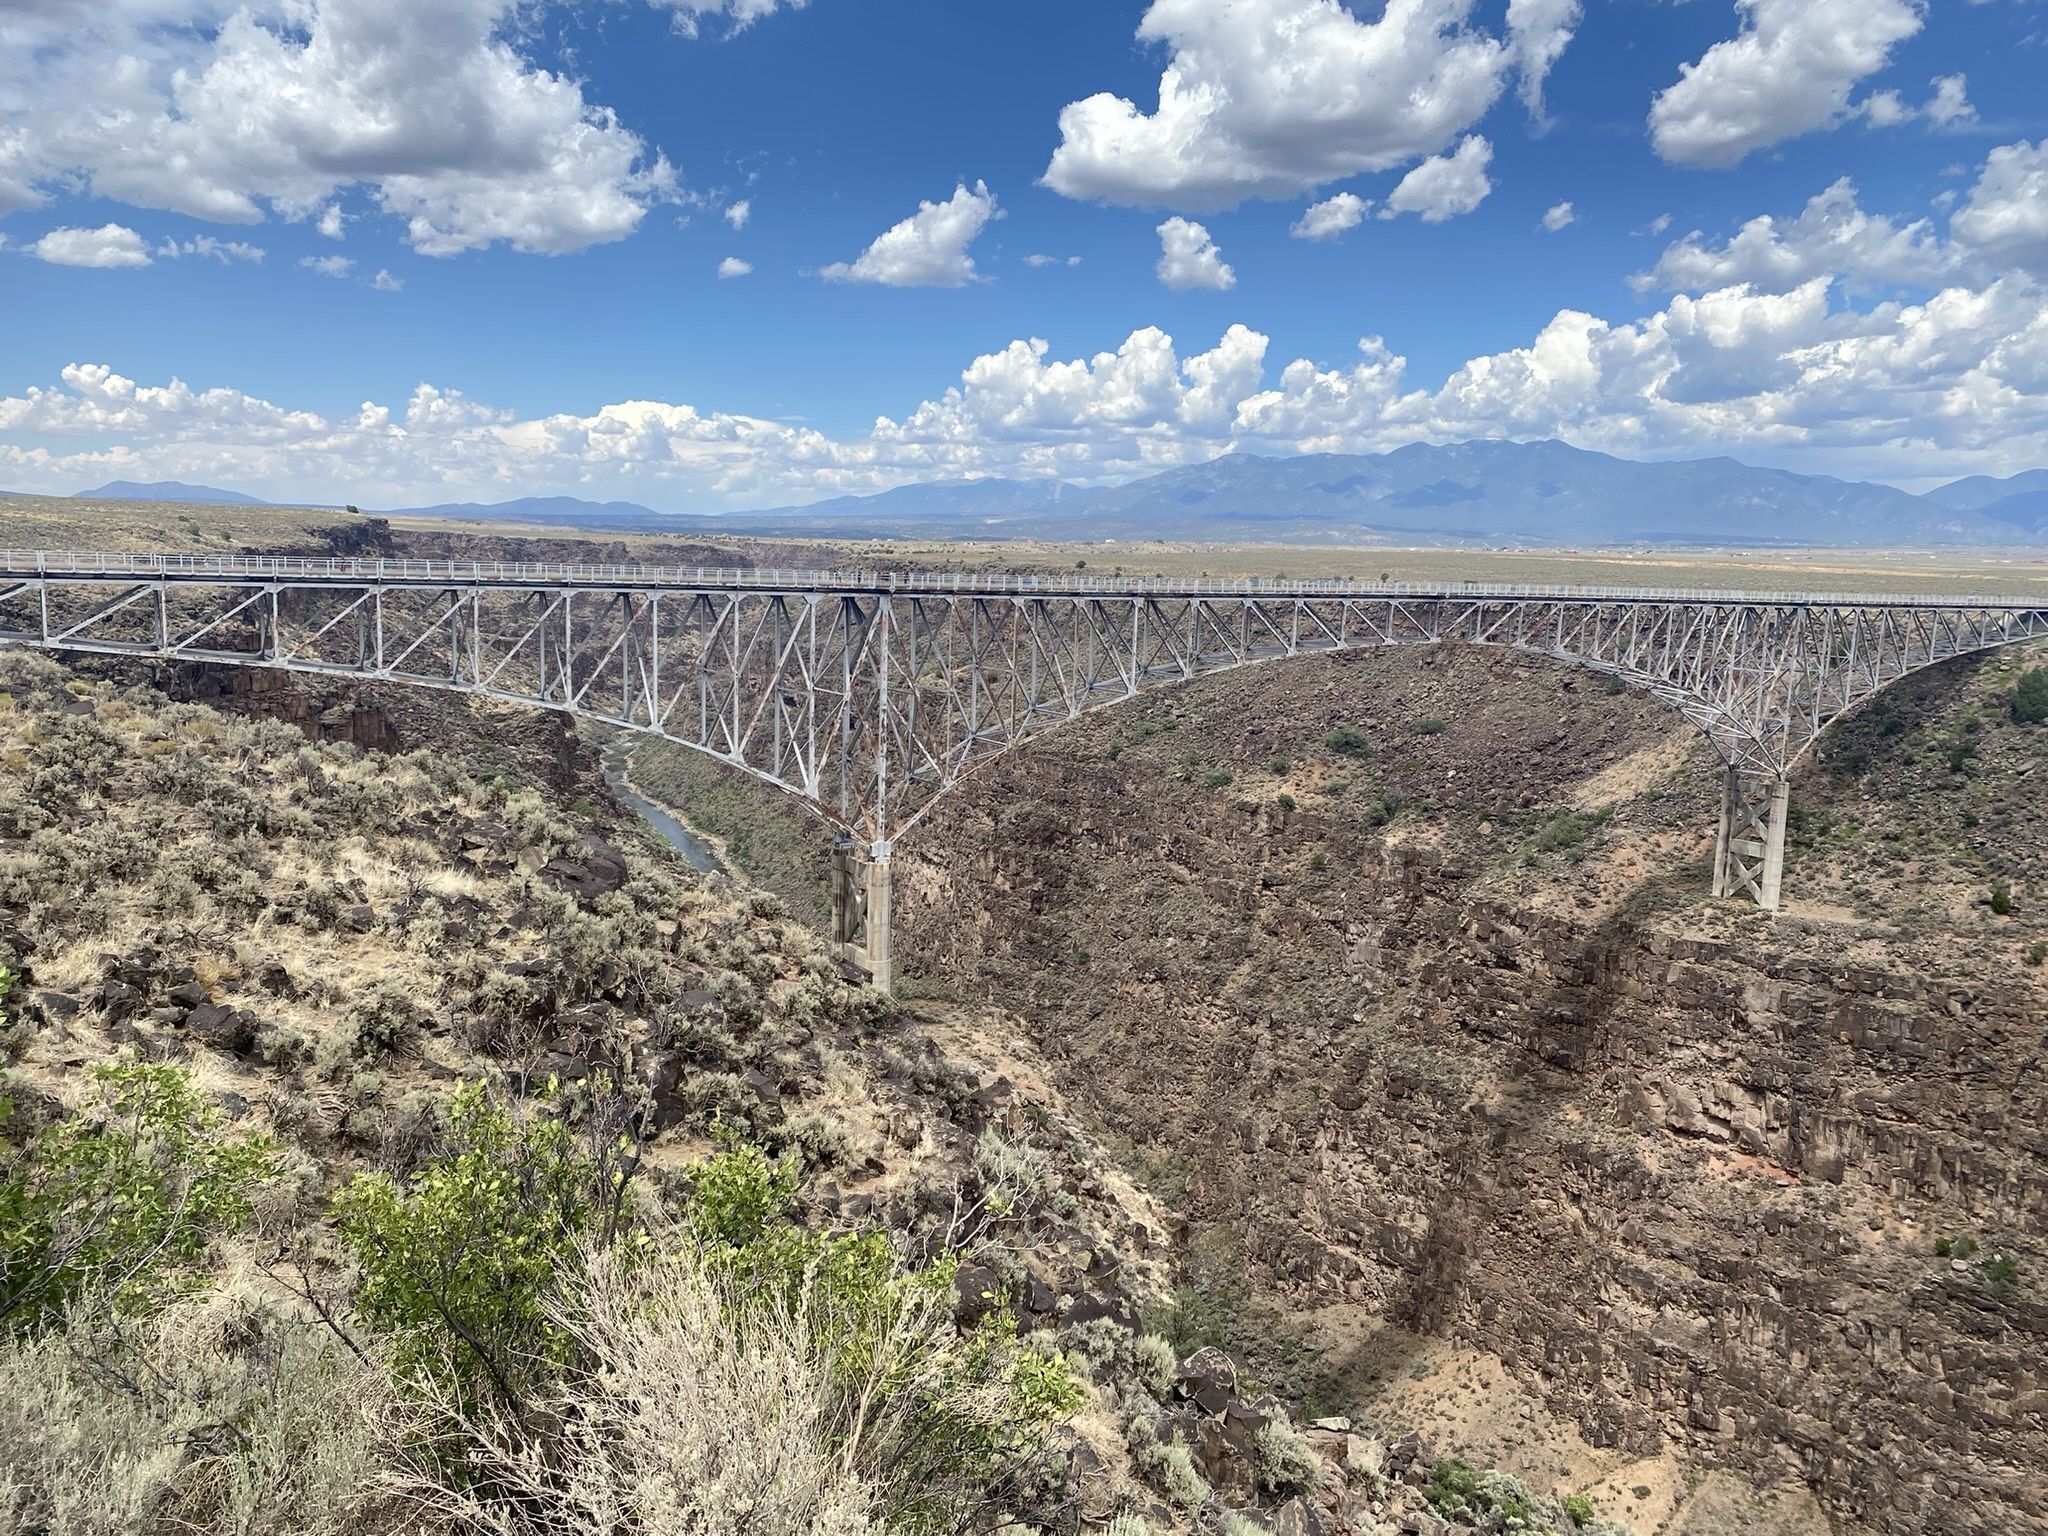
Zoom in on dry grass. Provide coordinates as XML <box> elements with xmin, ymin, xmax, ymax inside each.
<box><xmin>0</xmin><ymin>496</ymin><xmax>371</xmax><ymax>556</ymax></box>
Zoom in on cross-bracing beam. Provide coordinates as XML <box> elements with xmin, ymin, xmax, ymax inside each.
<box><xmin>4</xmin><ymin>554</ymin><xmax>2048</xmax><ymax>976</ymax></box>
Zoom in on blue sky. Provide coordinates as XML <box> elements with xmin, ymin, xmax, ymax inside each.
<box><xmin>2</xmin><ymin>0</ymin><xmax>2046</xmax><ymax>511</ymax></box>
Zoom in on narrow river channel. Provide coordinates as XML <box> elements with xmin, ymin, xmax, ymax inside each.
<box><xmin>598</xmin><ymin>735</ymin><xmax>724</xmax><ymax>875</ymax></box>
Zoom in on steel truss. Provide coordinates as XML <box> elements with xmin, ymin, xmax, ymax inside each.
<box><xmin>4</xmin><ymin>553</ymin><xmax>2046</xmax><ymax>981</ymax></box>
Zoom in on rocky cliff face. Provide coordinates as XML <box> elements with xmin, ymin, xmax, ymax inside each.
<box><xmin>888</xmin><ymin>644</ymin><xmax>2048</xmax><ymax>1536</ymax></box>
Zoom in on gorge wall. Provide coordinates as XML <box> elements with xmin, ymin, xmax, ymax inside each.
<box><xmin>881</xmin><ymin>645</ymin><xmax>2048</xmax><ymax>1536</ymax></box>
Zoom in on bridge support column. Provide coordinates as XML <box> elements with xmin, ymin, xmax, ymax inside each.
<box><xmin>1712</xmin><ymin>767</ymin><xmax>1789</xmax><ymax>911</ymax></box>
<box><xmin>828</xmin><ymin>839</ymin><xmax>894</xmax><ymax>994</ymax></box>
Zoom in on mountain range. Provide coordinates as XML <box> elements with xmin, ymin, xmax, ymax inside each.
<box><xmin>10</xmin><ymin>444</ymin><xmax>2048</xmax><ymax>546</ymax></box>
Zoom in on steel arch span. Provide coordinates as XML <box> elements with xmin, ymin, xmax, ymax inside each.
<box><xmin>4</xmin><ymin>550</ymin><xmax>2046</xmax><ymax>984</ymax></box>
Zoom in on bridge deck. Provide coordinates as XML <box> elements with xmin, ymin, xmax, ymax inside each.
<box><xmin>3</xmin><ymin>548</ymin><xmax>2042</xmax><ymax>610</ymax></box>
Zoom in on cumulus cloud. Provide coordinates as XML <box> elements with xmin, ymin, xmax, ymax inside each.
<box><xmin>1042</xmin><ymin>0</ymin><xmax>1574</xmax><ymax>210</ymax></box>
<box><xmin>1640</xmin><ymin>177</ymin><xmax>1957</xmax><ymax>294</ymax></box>
<box><xmin>1953</xmin><ymin>141</ymin><xmax>2048</xmax><ymax>279</ymax></box>
<box><xmin>1650</xmin><ymin>0</ymin><xmax>1925</xmax><ymax>168</ymax></box>
<box><xmin>1541</xmin><ymin>200</ymin><xmax>1575</xmax><ymax>232</ymax></box>
<box><xmin>27</xmin><ymin>224</ymin><xmax>152</xmax><ymax>267</ymax></box>
<box><xmin>371</xmin><ymin>268</ymin><xmax>402</xmax><ymax>291</ymax></box>
<box><xmin>1859</xmin><ymin>72</ymin><xmax>1975</xmax><ymax>131</ymax></box>
<box><xmin>1023</xmin><ymin>254</ymin><xmax>1083</xmax><ymax>267</ymax></box>
<box><xmin>160</xmin><ymin>235</ymin><xmax>264</xmax><ymax>263</ymax></box>
<box><xmin>717</xmin><ymin>255</ymin><xmax>753</xmax><ymax>278</ymax></box>
<box><xmin>0</xmin><ymin>0</ymin><xmax>678</xmax><ymax>255</ymax></box>
<box><xmin>819</xmin><ymin>181</ymin><xmax>999</xmax><ymax>287</ymax></box>
<box><xmin>9</xmin><ymin>266</ymin><xmax>2045</xmax><ymax>508</ymax></box>
<box><xmin>316</xmin><ymin>204</ymin><xmax>346</xmax><ymax>240</ymax></box>
<box><xmin>724</xmin><ymin>199</ymin><xmax>751</xmax><ymax>230</ymax></box>
<box><xmin>1156</xmin><ymin>217</ymin><xmax>1235</xmax><ymax>291</ymax></box>
<box><xmin>649</xmin><ymin>0</ymin><xmax>809</xmax><ymax>38</ymax></box>
<box><xmin>1505</xmin><ymin>0</ymin><xmax>1582</xmax><ymax>119</ymax></box>
<box><xmin>300</xmin><ymin>254</ymin><xmax>354</xmax><ymax>278</ymax></box>
<box><xmin>1291</xmin><ymin>192</ymin><xmax>1371</xmax><ymax>241</ymax></box>
<box><xmin>1381</xmin><ymin>136</ymin><xmax>1493</xmax><ymax>222</ymax></box>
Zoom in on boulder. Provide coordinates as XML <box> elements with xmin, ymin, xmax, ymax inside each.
<box><xmin>93</xmin><ymin>978</ymin><xmax>145</xmax><ymax>1021</ymax></box>
<box><xmin>186</xmin><ymin>1002</ymin><xmax>257</xmax><ymax>1055</ymax></box>
<box><xmin>1173</xmin><ymin>1346</ymin><xmax>1238</xmax><ymax>1416</ymax></box>
<box><xmin>31</xmin><ymin>990</ymin><xmax>79</xmax><ymax>1023</ymax></box>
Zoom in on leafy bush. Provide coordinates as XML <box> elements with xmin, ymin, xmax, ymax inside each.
<box><xmin>1530</xmin><ymin>808</ymin><xmax>1610</xmax><ymax>854</ymax></box>
<box><xmin>1323</xmin><ymin>724</ymin><xmax>1371</xmax><ymax>758</ymax></box>
<box><xmin>1564</xmin><ymin>1491</ymin><xmax>1598</xmax><ymax>1524</ymax></box>
<box><xmin>335</xmin><ymin>1081</ymin><xmax>626</xmax><ymax>1411</ymax></box>
<box><xmin>1410</xmin><ymin>715</ymin><xmax>1447</xmax><ymax>736</ymax></box>
<box><xmin>1</xmin><ymin>1065</ymin><xmax>277</xmax><ymax>1337</ymax></box>
<box><xmin>2013</xmin><ymin>666</ymin><xmax>2048</xmax><ymax>724</ymax></box>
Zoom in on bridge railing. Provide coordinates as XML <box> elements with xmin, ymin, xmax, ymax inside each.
<box><xmin>3</xmin><ymin>548</ymin><xmax>2045</xmax><ymax>613</ymax></box>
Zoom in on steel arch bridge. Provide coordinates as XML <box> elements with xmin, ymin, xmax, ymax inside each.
<box><xmin>5</xmin><ymin>550</ymin><xmax>2046</xmax><ymax>986</ymax></box>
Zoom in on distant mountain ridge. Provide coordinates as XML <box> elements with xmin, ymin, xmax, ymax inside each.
<box><xmin>21</xmin><ymin>443</ymin><xmax>2048</xmax><ymax>546</ymax></box>
<box><xmin>732</xmin><ymin>440</ymin><xmax>2016</xmax><ymax>547</ymax></box>
<box><xmin>74</xmin><ymin>480</ymin><xmax>275</xmax><ymax>506</ymax></box>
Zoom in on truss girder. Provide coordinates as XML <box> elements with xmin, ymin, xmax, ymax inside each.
<box><xmin>4</xmin><ymin>569</ymin><xmax>2046</xmax><ymax>854</ymax></box>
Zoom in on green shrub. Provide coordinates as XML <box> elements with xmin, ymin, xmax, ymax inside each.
<box><xmin>1564</xmin><ymin>1491</ymin><xmax>1598</xmax><ymax>1524</ymax></box>
<box><xmin>1254</xmin><ymin>1416</ymin><xmax>1322</xmax><ymax>1496</ymax></box>
<box><xmin>1530</xmin><ymin>808</ymin><xmax>1610</xmax><ymax>854</ymax></box>
<box><xmin>1203</xmin><ymin>769</ymin><xmax>1234</xmax><ymax>789</ymax></box>
<box><xmin>2026</xmin><ymin>942</ymin><xmax>2046</xmax><ymax>967</ymax></box>
<box><xmin>1991</xmin><ymin>886</ymin><xmax>2014</xmax><ymax>915</ymax></box>
<box><xmin>1275</xmin><ymin>792</ymin><xmax>1296</xmax><ymax>812</ymax></box>
<box><xmin>1323</xmin><ymin>724</ymin><xmax>1371</xmax><ymax>758</ymax></box>
<box><xmin>1268</xmin><ymin>756</ymin><xmax>1291</xmax><ymax>774</ymax></box>
<box><xmin>1985</xmin><ymin>1253</ymin><xmax>2019</xmax><ymax>1288</ymax></box>
<box><xmin>335</xmin><ymin>1081</ymin><xmax>623</xmax><ymax>1411</ymax></box>
<box><xmin>1410</xmin><ymin>715</ymin><xmax>1447</xmax><ymax>736</ymax></box>
<box><xmin>1</xmin><ymin>1064</ymin><xmax>277</xmax><ymax>1337</ymax></box>
<box><xmin>2012</xmin><ymin>666</ymin><xmax>2048</xmax><ymax>724</ymax></box>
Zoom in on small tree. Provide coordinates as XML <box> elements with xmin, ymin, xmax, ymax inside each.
<box><xmin>2014</xmin><ymin>666</ymin><xmax>2048</xmax><ymax>725</ymax></box>
<box><xmin>335</xmin><ymin>1081</ymin><xmax>629</xmax><ymax>1411</ymax></box>
<box><xmin>1</xmin><ymin>1064</ymin><xmax>276</xmax><ymax>1337</ymax></box>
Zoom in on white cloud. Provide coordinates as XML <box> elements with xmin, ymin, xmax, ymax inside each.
<box><xmin>1924</xmin><ymin>73</ymin><xmax>1974</xmax><ymax>128</ymax></box>
<box><xmin>819</xmin><ymin>181</ymin><xmax>999</xmax><ymax>287</ymax></box>
<box><xmin>0</xmin><ymin>0</ymin><xmax>678</xmax><ymax>255</ymax></box>
<box><xmin>1155</xmin><ymin>217</ymin><xmax>1235</xmax><ymax>291</ymax></box>
<box><xmin>371</xmin><ymin>268</ymin><xmax>402</xmax><ymax>291</ymax></box>
<box><xmin>28</xmin><ymin>224</ymin><xmax>152</xmax><ymax>267</ymax></box>
<box><xmin>1505</xmin><ymin>0</ymin><xmax>1582</xmax><ymax>119</ymax></box>
<box><xmin>724</xmin><ymin>199</ymin><xmax>751</xmax><ymax>230</ymax></box>
<box><xmin>1640</xmin><ymin>177</ymin><xmax>1956</xmax><ymax>294</ymax></box>
<box><xmin>160</xmin><ymin>235</ymin><xmax>265</xmax><ymax>263</ymax></box>
<box><xmin>1858</xmin><ymin>72</ymin><xmax>1975</xmax><ymax>130</ymax></box>
<box><xmin>1023</xmin><ymin>254</ymin><xmax>1083</xmax><ymax>267</ymax></box>
<box><xmin>648</xmin><ymin>0</ymin><xmax>809</xmax><ymax>39</ymax></box>
<box><xmin>1953</xmin><ymin>141</ymin><xmax>2048</xmax><ymax>279</ymax></box>
<box><xmin>717</xmin><ymin>255</ymin><xmax>752</xmax><ymax>278</ymax></box>
<box><xmin>316</xmin><ymin>203</ymin><xmax>346</xmax><ymax>240</ymax></box>
<box><xmin>1291</xmin><ymin>192</ymin><xmax>1371</xmax><ymax>241</ymax></box>
<box><xmin>1041</xmin><ymin>0</ymin><xmax>1574</xmax><ymax>210</ymax></box>
<box><xmin>300</xmin><ymin>254</ymin><xmax>354</xmax><ymax>278</ymax></box>
<box><xmin>1541</xmin><ymin>200</ymin><xmax>1575</xmax><ymax>232</ymax></box>
<box><xmin>5</xmin><ymin>271</ymin><xmax>2048</xmax><ymax>506</ymax></box>
<box><xmin>1649</xmin><ymin>0</ymin><xmax>1925</xmax><ymax>168</ymax></box>
<box><xmin>1381</xmin><ymin>135</ymin><xmax>1493</xmax><ymax>222</ymax></box>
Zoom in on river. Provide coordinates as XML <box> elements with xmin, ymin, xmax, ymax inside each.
<box><xmin>598</xmin><ymin>735</ymin><xmax>724</xmax><ymax>875</ymax></box>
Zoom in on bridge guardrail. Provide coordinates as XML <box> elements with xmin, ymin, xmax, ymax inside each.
<box><xmin>3</xmin><ymin>548</ymin><xmax>2046</xmax><ymax>612</ymax></box>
